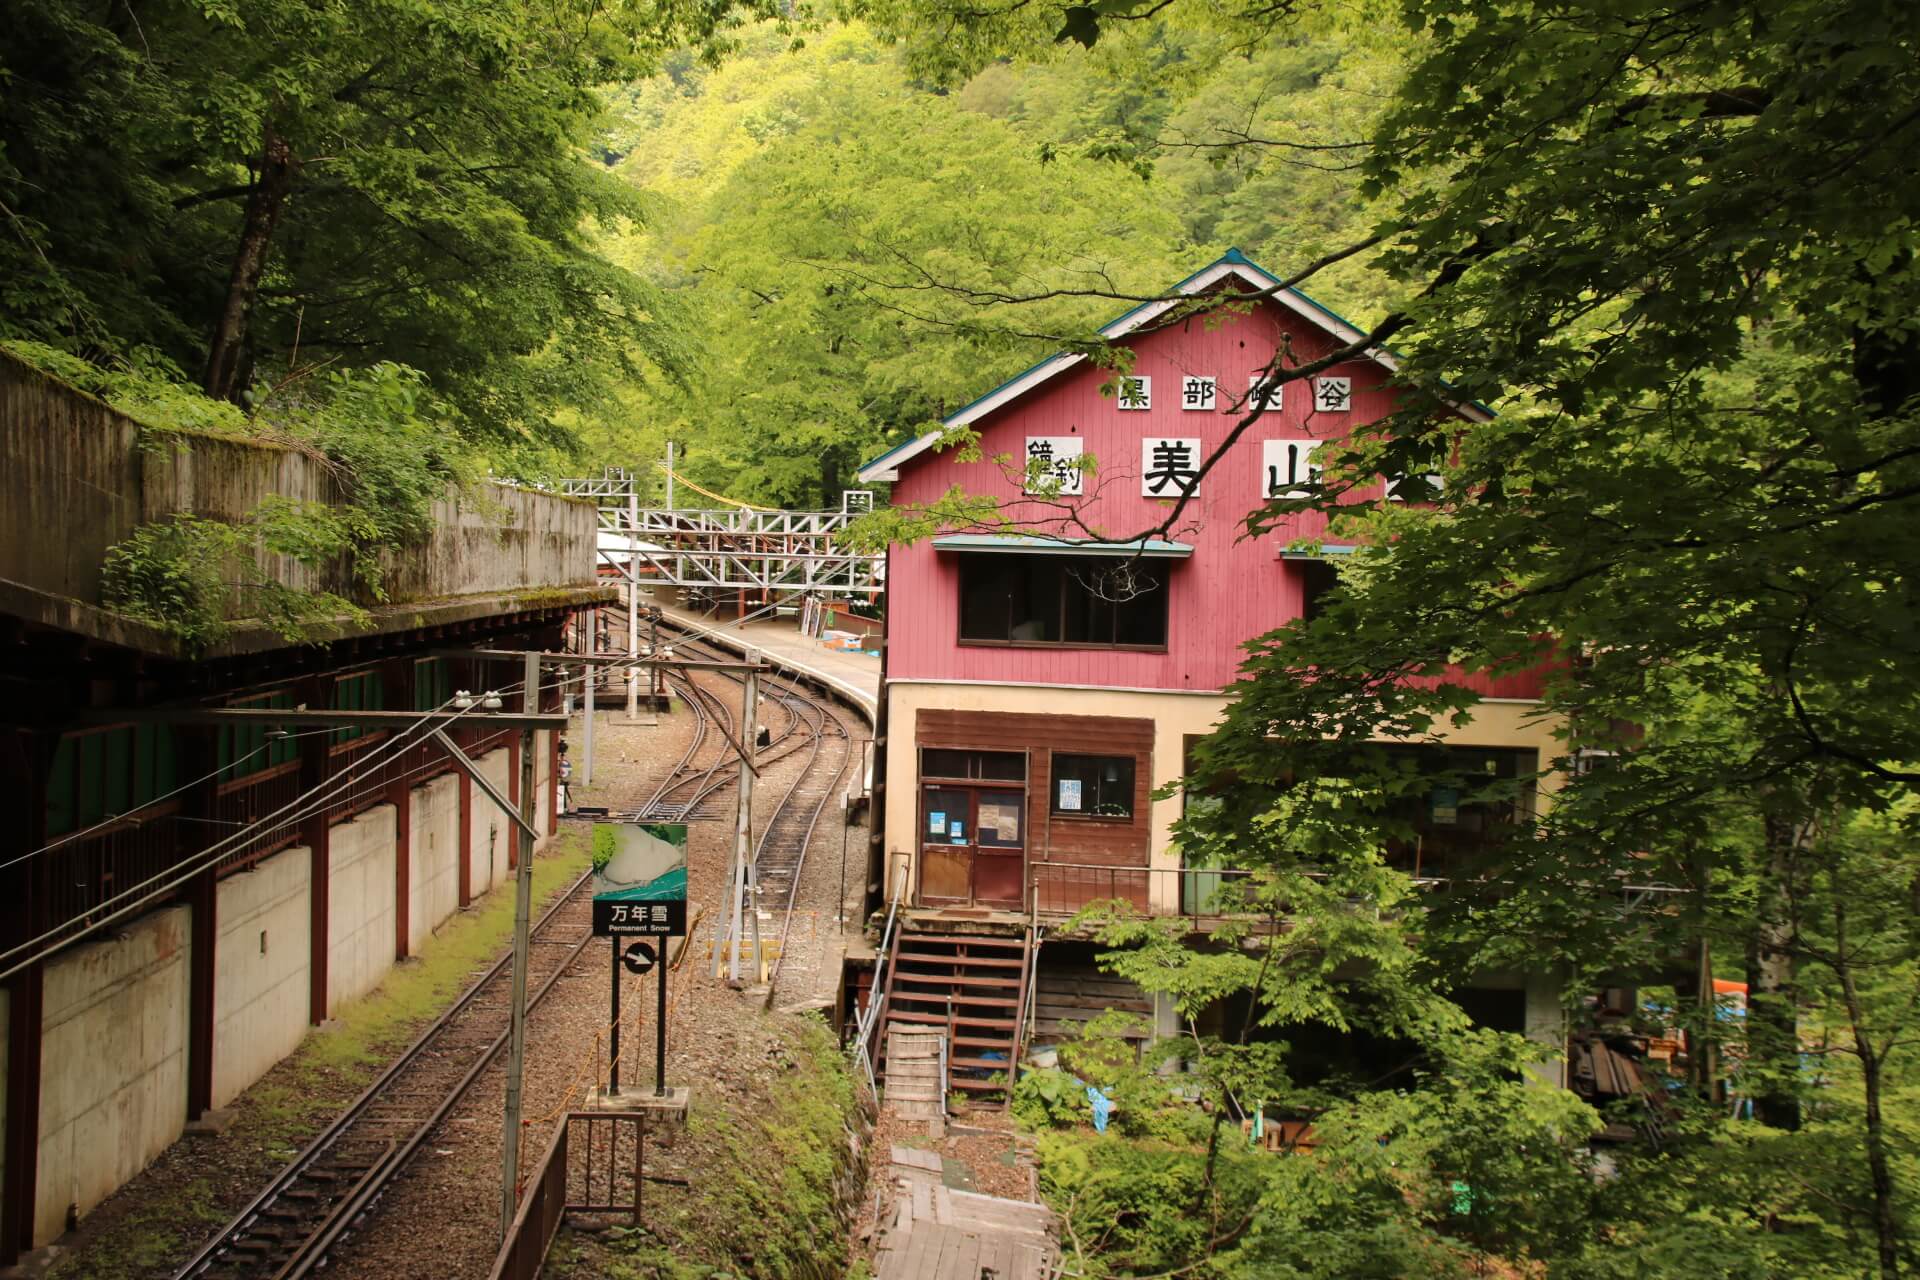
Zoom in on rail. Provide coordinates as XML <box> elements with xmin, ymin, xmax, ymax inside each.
<box><xmin>176</xmin><ymin>869</ymin><xmax>598</xmax><ymax>1280</ymax></box>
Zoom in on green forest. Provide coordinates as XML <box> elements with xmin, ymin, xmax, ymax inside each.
<box><xmin>6</xmin><ymin>0</ymin><xmax>1920</xmax><ymax>1276</ymax></box>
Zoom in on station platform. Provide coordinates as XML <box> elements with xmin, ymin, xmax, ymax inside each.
<box><xmin>655</xmin><ymin>602</ymin><xmax>880</xmax><ymax>726</ymax></box>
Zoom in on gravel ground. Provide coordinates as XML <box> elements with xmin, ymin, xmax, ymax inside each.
<box><xmin>325</xmin><ymin>664</ymin><xmax>873</xmax><ymax>1279</ymax></box>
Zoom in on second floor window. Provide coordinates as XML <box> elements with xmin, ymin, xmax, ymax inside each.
<box><xmin>958</xmin><ymin>554</ymin><xmax>1168</xmax><ymax>649</ymax></box>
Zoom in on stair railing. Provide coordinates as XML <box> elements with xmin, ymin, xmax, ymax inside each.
<box><xmin>851</xmin><ymin>878</ymin><xmax>905</xmax><ymax>1089</ymax></box>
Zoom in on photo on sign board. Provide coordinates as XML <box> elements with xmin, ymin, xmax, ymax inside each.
<box><xmin>591</xmin><ymin>822</ymin><xmax>689</xmax><ymax>935</ymax></box>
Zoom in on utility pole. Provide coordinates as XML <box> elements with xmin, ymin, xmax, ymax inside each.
<box><xmin>500</xmin><ymin>650</ymin><xmax>540</xmax><ymax>1236</ymax></box>
<box><xmin>626</xmin><ymin>480</ymin><xmax>641</xmax><ymax>719</ymax></box>
<box><xmin>665</xmin><ymin>440</ymin><xmax>675</xmax><ymax>511</ymax></box>
<box><xmin>721</xmin><ymin>664</ymin><xmax>760</xmax><ymax>982</ymax></box>
<box><xmin>581</xmin><ymin>659</ymin><xmax>595</xmax><ymax>787</ymax></box>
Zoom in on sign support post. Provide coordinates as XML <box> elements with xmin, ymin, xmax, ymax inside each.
<box><xmin>609</xmin><ymin>943</ymin><xmax>622</xmax><ymax>1096</ymax></box>
<box><xmin>656</xmin><ymin>946</ymin><xmax>669</xmax><ymax>1096</ymax></box>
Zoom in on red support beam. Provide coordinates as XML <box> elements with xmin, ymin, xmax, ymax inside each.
<box><xmin>1</xmin><ymin>728</ymin><xmax>47</xmax><ymax>1261</ymax></box>
<box><xmin>392</xmin><ymin>778</ymin><xmax>412</xmax><ymax>962</ymax></box>
<box><xmin>457</xmin><ymin>767</ymin><xmax>473</xmax><ymax>910</ymax></box>
<box><xmin>302</xmin><ymin>679</ymin><xmax>331</xmax><ymax>1025</ymax></box>
<box><xmin>183</xmin><ymin>728</ymin><xmax>217</xmax><ymax>1119</ymax></box>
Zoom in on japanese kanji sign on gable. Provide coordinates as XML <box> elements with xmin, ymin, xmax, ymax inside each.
<box><xmin>1116</xmin><ymin>375</ymin><xmax>1152</xmax><ymax>410</ymax></box>
<box><xmin>592</xmin><ymin>822</ymin><xmax>688</xmax><ymax>936</ymax></box>
<box><xmin>1262</xmin><ymin>439</ymin><xmax>1321</xmax><ymax>498</ymax></box>
<box><xmin>1248</xmin><ymin>374</ymin><xmax>1282</xmax><ymax>413</ymax></box>
<box><xmin>1024</xmin><ymin>436</ymin><xmax>1084</xmax><ymax>496</ymax></box>
<box><xmin>1181</xmin><ymin>376</ymin><xmax>1216</xmax><ymax>411</ymax></box>
<box><xmin>1142</xmin><ymin>437</ymin><xmax>1202</xmax><ymax>497</ymax></box>
<box><xmin>1312</xmin><ymin>377</ymin><xmax>1352</xmax><ymax>413</ymax></box>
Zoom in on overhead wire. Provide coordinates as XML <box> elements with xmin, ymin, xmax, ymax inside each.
<box><xmin>7</xmin><ymin>641</ymin><xmax>749</xmax><ymax>982</ymax></box>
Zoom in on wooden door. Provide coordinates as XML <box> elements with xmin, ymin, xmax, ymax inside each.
<box><xmin>917</xmin><ymin>785</ymin><xmax>1028</xmax><ymax>909</ymax></box>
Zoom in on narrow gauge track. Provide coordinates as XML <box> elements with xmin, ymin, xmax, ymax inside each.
<box><xmin>174</xmin><ymin>870</ymin><xmax>598</xmax><ymax>1280</ymax></box>
<box><xmin>648</xmin><ymin>624</ymin><xmax>858</xmax><ymax>998</ymax></box>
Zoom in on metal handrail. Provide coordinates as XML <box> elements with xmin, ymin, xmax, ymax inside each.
<box><xmin>851</xmin><ymin>880</ymin><xmax>905</xmax><ymax>1086</ymax></box>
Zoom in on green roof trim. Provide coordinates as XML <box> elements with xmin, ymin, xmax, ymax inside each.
<box><xmin>932</xmin><ymin>534</ymin><xmax>1193</xmax><ymax>557</ymax></box>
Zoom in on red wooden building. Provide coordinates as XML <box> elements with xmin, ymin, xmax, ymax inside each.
<box><xmin>855</xmin><ymin>251</ymin><xmax>1565</xmax><ymax>1095</ymax></box>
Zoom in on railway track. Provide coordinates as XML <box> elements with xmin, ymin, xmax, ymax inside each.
<box><xmin>174</xmin><ymin>870</ymin><xmax>598</xmax><ymax>1280</ymax></box>
<box><xmin>648</xmin><ymin>624</ymin><xmax>859</xmax><ymax>997</ymax></box>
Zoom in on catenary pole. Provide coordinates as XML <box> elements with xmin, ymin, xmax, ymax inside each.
<box><xmin>582</xmin><ymin>659</ymin><xmax>595</xmax><ymax>787</ymax></box>
<box><xmin>726</xmin><ymin>666</ymin><xmax>760</xmax><ymax>983</ymax></box>
<box><xmin>500</xmin><ymin>650</ymin><xmax>540</xmax><ymax>1235</ymax></box>
<box><xmin>627</xmin><ymin>479</ymin><xmax>640</xmax><ymax>718</ymax></box>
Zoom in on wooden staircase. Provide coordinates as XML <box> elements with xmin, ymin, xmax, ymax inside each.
<box><xmin>873</xmin><ymin>926</ymin><xmax>1035</xmax><ymax>1105</ymax></box>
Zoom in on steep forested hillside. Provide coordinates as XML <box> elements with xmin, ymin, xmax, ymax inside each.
<box><xmin>589</xmin><ymin>22</ymin><xmax>1401</xmax><ymax>505</ymax></box>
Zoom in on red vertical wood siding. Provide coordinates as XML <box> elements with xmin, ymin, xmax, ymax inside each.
<box><xmin>888</xmin><ymin>297</ymin><xmax>1545</xmax><ymax>699</ymax></box>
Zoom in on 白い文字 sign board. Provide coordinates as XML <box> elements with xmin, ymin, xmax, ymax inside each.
<box><xmin>591</xmin><ymin>822</ymin><xmax>688</xmax><ymax>936</ymax></box>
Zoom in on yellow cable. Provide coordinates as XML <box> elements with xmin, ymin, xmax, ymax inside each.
<box><xmin>653</xmin><ymin>462</ymin><xmax>777</xmax><ymax>512</ymax></box>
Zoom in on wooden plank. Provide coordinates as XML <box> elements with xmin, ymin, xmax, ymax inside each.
<box><xmin>934</xmin><ymin>1184</ymin><xmax>956</xmax><ymax>1226</ymax></box>
<box><xmin>948</xmin><ymin>1228</ymin><xmax>990</xmax><ymax>1280</ymax></box>
<box><xmin>912</xmin><ymin>1179</ymin><xmax>935</xmax><ymax>1225</ymax></box>
<box><xmin>893</xmin><ymin>1146</ymin><xmax>942</xmax><ymax>1174</ymax></box>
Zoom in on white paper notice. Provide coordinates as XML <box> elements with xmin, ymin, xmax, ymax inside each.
<box><xmin>1058</xmin><ymin>778</ymin><xmax>1082</xmax><ymax>811</ymax></box>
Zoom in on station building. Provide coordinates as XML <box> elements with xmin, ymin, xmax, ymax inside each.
<box><xmin>0</xmin><ymin>351</ymin><xmax>608</xmax><ymax>1261</ymax></box>
<box><xmin>856</xmin><ymin>251</ymin><xmax>1566</xmax><ymax>1097</ymax></box>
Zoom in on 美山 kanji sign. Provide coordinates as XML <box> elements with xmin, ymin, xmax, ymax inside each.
<box><xmin>591</xmin><ymin>822</ymin><xmax>688</xmax><ymax>936</ymax></box>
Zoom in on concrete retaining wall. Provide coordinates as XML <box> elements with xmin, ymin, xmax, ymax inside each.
<box><xmin>0</xmin><ymin>350</ymin><xmax>604</xmax><ymax>653</ymax></box>
<box><xmin>36</xmin><ymin>906</ymin><xmax>190</xmax><ymax>1245</ymax></box>
<box><xmin>212</xmin><ymin>845</ymin><xmax>312</xmax><ymax>1109</ymax></box>
<box><xmin>408</xmin><ymin>775</ymin><xmax>461</xmax><ymax>953</ymax></box>
<box><xmin>327</xmin><ymin>806</ymin><xmax>398</xmax><ymax>1013</ymax></box>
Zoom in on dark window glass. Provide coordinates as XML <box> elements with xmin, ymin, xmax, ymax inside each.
<box><xmin>1051</xmin><ymin>753</ymin><xmax>1136</xmax><ymax>818</ymax></box>
<box><xmin>922</xmin><ymin>748</ymin><xmax>1025</xmax><ymax>781</ymax></box>
<box><xmin>1300</xmin><ymin>558</ymin><xmax>1341</xmax><ymax>624</ymax></box>
<box><xmin>45</xmin><ymin>737</ymin><xmax>75</xmax><ymax>837</ymax></box>
<box><xmin>414</xmin><ymin>658</ymin><xmax>451</xmax><ymax>711</ymax></box>
<box><xmin>333</xmin><ymin>672</ymin><xmax>382</xmax><ymax>744</ymax></box>
<box><xmin>958</xmin><ymin>554</ymin><xmax>1168</xmax><ymax>648</ymax></box>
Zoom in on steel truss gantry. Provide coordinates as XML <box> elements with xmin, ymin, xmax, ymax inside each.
<box><xmin>559</xmin><ymin>467</ymin><xmax>883</xmax><ymax>598</ymax></box>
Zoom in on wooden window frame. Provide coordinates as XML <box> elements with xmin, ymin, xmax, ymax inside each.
<box><xmin>1047</xmin><ymin>751</ymin><xmax>1139</xmax><ymax>824</ymax></box>
<box><xmin>955</xmin><ymin>553</ymin><xmax>1172</xmax><ymax>653</ymax></box>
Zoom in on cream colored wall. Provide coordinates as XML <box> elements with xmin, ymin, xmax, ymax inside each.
<box><xmin>327</xmin><ymin>805</ymin><xmax>398</xmax><ymax>1013</ymax></box>
<box><xmin>408</xmin><ymin>775</ymin><xmax>461</xmax><ymax>953</ymax></box>
<box><xmin>36</xmin><ymin>905</ymin><xmax>191</xmax><ymax>1245</ymax></box>
<box><xmin>533</xmin><ymin>729</ymin><xmax>553</xmax><ymax>848</ymax></box>
<box><xmin>883</xmin><ymin>681</ymin><xmax>1567</xmax><ymax>913</ymax></box>
<box><xmin>467</xmin><ymin>747</ymin><xmax>512</xmax><ymax>897</ymax></box>
<box><xmin>212</xmin><ymin>844</ymin><xmax>312</xmax><ymax>1108</ymax></box>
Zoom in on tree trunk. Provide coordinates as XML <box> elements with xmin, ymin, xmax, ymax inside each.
<box><xmin>204</xmin><ymin>126</ymin><xmax>296</xmax><ymax>403</ymax></box>
<box><xmin>1745</xmin><ymin>811</ymin><xmax>1803</xmax><ymax>1130</ymax></box>
<box><xmin>1832</xmin><ymin>897</ymin><xmax>1901</xmax><ymax>1279</ymax></box>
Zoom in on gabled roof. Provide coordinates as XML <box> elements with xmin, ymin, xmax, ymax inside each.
<box><xmin>857</xmin><ymin>248</ymin><xmax>1491</xmax><ymax>484</ymax></box>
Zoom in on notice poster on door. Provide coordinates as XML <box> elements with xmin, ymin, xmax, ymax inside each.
<box><xmin>928</xmin><ymin>810</ymin><xmax>946</xmax><ymax>835</ymax></box>
<box><xmin>1058</xmin><ymin>778</ymin><xmax>1082</xmax><ymax>811</ymax></box>
<box><xmin>979</xmin><ymin>802</ymin><xmax>1020</xmax><ymax>843</ymax></box>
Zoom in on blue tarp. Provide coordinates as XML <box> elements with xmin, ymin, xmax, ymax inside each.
<box><xmin>1087</xmin><ymin>1086</ymin><xmax>1115</xmax><ymax>1133</ymax></box>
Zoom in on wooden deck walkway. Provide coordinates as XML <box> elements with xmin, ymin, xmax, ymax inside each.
<box><xmin>873</xmin><ymin>1146</ymin><xmax>1059</xmax><ymax>1280</ymax></box>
